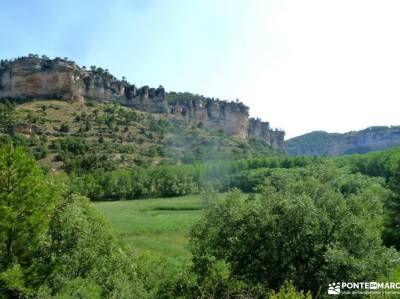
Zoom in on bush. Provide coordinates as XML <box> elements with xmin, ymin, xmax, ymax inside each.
<box><xmin>33</xmin><ymin>144</ymin><xmax>48</xmax><ymax>160</ymax></box>
<box><xmin>0</xmin><ymin>145</ymin><xmax>147</xmax><ymax>298</ymax></box>
<box><xmin>189</xmin><ymin>165</ymin><xmax>399</xmax><ymax>297</ymax></box>
<box><xmin>37</xmin><ymin>194</ymin><xmax>146</xmax><ymax>298</ymax></box>
<box><xmin>59</xmin><ymin>123</ymin><xmax>70</xmax><ymax>132</ymax></box>
<box><xmin>268</xmin><ymin>283</ymin><xmax>311</xmax><ymax>299</ymax></box>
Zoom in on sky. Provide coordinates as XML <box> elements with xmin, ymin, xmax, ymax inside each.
<box><xmin>1</xmin><ymin>0</ymin><xmax>400</xmax><ymax>138</ymax></box>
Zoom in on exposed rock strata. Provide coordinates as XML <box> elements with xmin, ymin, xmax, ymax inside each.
<box><xmin>0</xmin><ymin>56</ymin><xmax>168</xmax><ymax>113</ymax></box>
<box><xmin>0</xmin><ymin>56</ymin><xmax>285</xmax><ymax>149</ymax></box>
<box><xmin>286</xmin><ymin>126</ymin><xmax>400</xmax><ymax>156</ymax></box>
<box><xmin>169</xmin><ymin>99</ymin><xmax>249</xmax><ymax>139</ymax></box>
<box><xmin>248</xmin><ymin>118</ymin><xmax>285</xmax><ymax>149</ymax></box>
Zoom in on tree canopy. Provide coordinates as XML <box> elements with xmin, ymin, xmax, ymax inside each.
<box><xmin>189</xmin><ymin>164</ymin><xmax>399</xmax><ymax>297</ymax></box>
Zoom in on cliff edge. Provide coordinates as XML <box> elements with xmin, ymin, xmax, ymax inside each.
<box><xmin>0</xmin><ymin>55</ymin><xmax>285</xmax><ymax>149</ymax></box>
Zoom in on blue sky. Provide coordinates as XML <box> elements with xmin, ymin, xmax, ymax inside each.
<box><xmin>1</xmin><ymin>0</ymin><xmax>400</xmax><ymax>138</ymax></box>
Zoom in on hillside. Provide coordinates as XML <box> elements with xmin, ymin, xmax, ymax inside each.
<box><xmin>0</xmin><ymin>98</ymin><xmax>282</xmax><ymax>173</ymax></box>
<box><xmin>286</xmin><ymin>126</ymin><xmax>400</xmax><ymax>156</ymax></box>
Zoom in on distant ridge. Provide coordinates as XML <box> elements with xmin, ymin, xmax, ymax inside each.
<box><xmin>286</xmin><ymin>126</ymin><xmax>400</xmax><ymax>156</ymax></box>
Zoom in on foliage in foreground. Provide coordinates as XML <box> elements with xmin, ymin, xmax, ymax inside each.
<box><xmin>0</xmin><ymin>145</ymin><xmax>58</xmax><ymax>297</ymax></box>
<box><xmin>0</xmin><ymin>145</ymin><xmax>145</xmax><ymax>298</ymax></box>
<box><xmin>2</xmin><ymin>143</ymin><xmax>400</xmax><ymax>298</ymax></box>
<box><xmin>36</xmin><ymin>194</ymin><xmax>145</xmax><ymax>298</ymax></box>
<box><xmin>189</xmin><ymin>165</ymin><xmax>399</xmax><ymax>298</ymax></box>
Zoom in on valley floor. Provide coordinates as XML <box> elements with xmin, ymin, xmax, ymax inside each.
<box><xmin>95</xmin><ymin>194</ymin><xmax>205</xmax><ymax>259</ymax></box>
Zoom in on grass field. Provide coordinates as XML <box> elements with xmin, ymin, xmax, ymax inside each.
<box><xmin>95</xmin><ymin>194</ymin><xmax>206</xmax><ymax>259</ymax></box>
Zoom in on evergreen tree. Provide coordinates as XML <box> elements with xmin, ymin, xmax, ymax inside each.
<box><xmin>0</xmin><ymin>145</ymin><xmax>57</xmax><ymax>297</ymax></box>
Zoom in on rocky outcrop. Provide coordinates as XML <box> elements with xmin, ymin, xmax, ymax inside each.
<box><xmin>0</xmin><ymin>55</ymin><xmax>167</xmax><ymax>113</ymax></box>
<box><xmin>248</xmin><ymin>118</ymin><xmax>285</xmax><ymax>149</ymax></box>
<box><xmin>169</xmin><ymin>98</ymin><xmax>249</xmax><ymax>138</ymax></box>
<box><xmin>0</xmin><ymin>55</ymin><xmax>285</xmax><ymax>149</ymax></box>
<box><xmin>286</xmin><ymin>126</ymin><xmax>400</xmax><ymax>156</ymax></box>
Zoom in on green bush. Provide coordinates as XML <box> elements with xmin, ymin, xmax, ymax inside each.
<box><xmin>189</xmin><ymin>165</ymin><xmax>399</xmax><ymax>297</ymax></box>
<box><xmin>268</xmin><ymin>283</ymin><xmax>311</xmax><ymax>299</ymax></box>
<box><xmin>59</xmin><ymin>123</ymin><xmax>70</xmax><ymax>132</ymax></box>
<box><xmin>0</xmin><ymin>145</ymin><xmax>146</xmax><ymax>298</ymax></box>
<box><xmin>33</xmin><ymin>144</ymin><xmax>48</xmax><ymax>160</ymax></box>
<box><xmin>37</xmin><ymin>194</ymin><xmax>146</xmax><ymax>298</ymax></box>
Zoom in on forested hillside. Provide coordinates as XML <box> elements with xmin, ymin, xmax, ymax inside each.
<box><xmin>0</xmin><ymin>98</ymin><xmax>281</xmax><ymax>170</ymax></box>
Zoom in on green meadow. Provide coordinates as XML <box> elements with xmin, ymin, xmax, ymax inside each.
<box><xmin>95</xmin><ymin>194</ymin><xmax>206</xmax><ymax>259</ymax></box>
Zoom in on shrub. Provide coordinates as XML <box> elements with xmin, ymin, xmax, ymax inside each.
<box><xmin>37</xmin><ymin>194</ymin><xmax>146</xmax><ymax>298</ymax></box>
<box><xmin>190</xmin><ymin>165</ymin><xmax>399</xmax><ymax>297</ymax></box>
<box><xmin>59</xmin><ymin>123</ymin><xmax>70</xmax><ymax>132</ymax></box>
<box><xmin>0</xmin><ymin>145</ymin><xmax>147</xmax><ymax>298</ymax></box>
<box><xmin>268</xmin><ymin>283</ymin><xmax>311</xmax><ymax>299</ymax></box>
<box><xmin>33</xmin><ymin>144</ymin><xmax>48</xmax><ymax>160</ymax></box>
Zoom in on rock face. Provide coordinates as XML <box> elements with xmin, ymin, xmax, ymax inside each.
<box><xmin>0</xmin><ymin>55</ymin><xmax>285</xmax><ymax>149</ymax></box>
<box><xmin>248</xmin><ymin>118</ymin><xmax>285</xmax><ymax>149</ymax></box>
<box><xmin>0</xmin><ymin>56</ymin><xmax>167</xmax><ymax>113</ymax></box>
<box><xmin>286</xmin><ymin>126</ymin><xmax>400</xmax><ymax>156</ymax></box>
<box><xmin>169</xmin><ymin>99</ymin><xmax>250</xmax><ymax>139</ymax></box>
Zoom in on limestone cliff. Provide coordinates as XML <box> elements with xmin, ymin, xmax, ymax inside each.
<box><xmin>168</xmin><ymin>96</ymin><xmax>249</xmax><ymax>139</ymax></box>
<box><xmin>0</xmin><ymin>55</ymin><xmax>167</xmax><ymax>113</ymax></box>
<box><xmin>286</xmin><ymin>126</ymin><xmax>400</xmax><ymax>156</ymax></box>
<box><xmin>0</xmin><ymin>55</ymin><xmax>285</xmax><ymax>149</ymax></box>
<box><xmin>248</xmin><ymin>118</ymin><xmax>285</xmax><ymax>149</ymax></box>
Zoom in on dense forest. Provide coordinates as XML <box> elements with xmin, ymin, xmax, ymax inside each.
<box><xmin>1</xmin><ymin>99</ymin><xmax>400</xmax><ymax>298</ymax></box>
